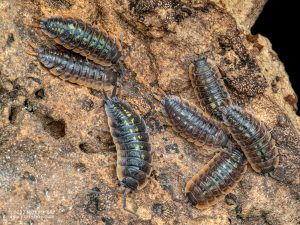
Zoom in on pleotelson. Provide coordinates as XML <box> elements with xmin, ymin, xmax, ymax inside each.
<box><xmin>31</xmin><ymin>45</ymin><xmax>119</xmax><ymax>89</ymax></box>
<box><xmin>222</xmin><ymin>106</ymin><xmax>279</xmax><ymax>173</ymax></box>
<box><xmin>185</xmin><ymin>148</ymin><xmax>247</xmax><ymax>208</ymax></box>
<box><xmin>104</xmin><ymin>96</ymin><xmax>152</xmax><ymax>191</ymax></box>
<box><xmin>161</xmin><ymin>95</ymin><xmax>230</xmax><ymax>149</ymax></box>
<box><xmin>38</xmin><ymin>17</ymin><xmax>121</xmax><ymax>65</ymax></box>
<box><xmin>189</xmin><ymin>56</ymin><xmax>231</xmax><ymax>121</ymax></box>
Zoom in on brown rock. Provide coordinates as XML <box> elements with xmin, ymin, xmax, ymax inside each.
<box><xmin>0</xmin><ymin>0</ymin><xmax>299</xmax><ymax>224</ymax></box>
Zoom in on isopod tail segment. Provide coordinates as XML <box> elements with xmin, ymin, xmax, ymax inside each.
<box><xmin>101</xmin><ymin>83</ymin><xmax>117</xmax><ymax>102</ymax></box>
<box><xmin>185</xmin><ymin>147</ymin><xmax>247</xmax><ymax>209</ymax></box>
<box><xmin>220</xmin><ymin>105</ymin><xmax>279</xmax><ymax>174</ymax></box>
<box><xmin>114</xmin><ymin>62</ymin><xmax>127</xmax><ymax>87</ymax></box>
<box><xmin>25</xmin><ymin>42</ymin><xmax>39</xmax><ymax>56</ymax></box>
<box><xmin>114</xmin><ymin>31</ymin><xmax>141</xmax><ymax>87</ymax></box>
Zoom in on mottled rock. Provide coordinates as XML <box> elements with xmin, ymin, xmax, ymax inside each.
<box><xmin>0</xmin><ymin>0</ymin><xmax>299</xmax><ymax>224</ymax></box>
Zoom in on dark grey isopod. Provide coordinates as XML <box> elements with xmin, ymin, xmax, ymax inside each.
<box><xmin>103</xmin><ymin>89</ymin><xmax>153</xmax><ymax>191</ymax></box>
<box><xmin>189</xmin><ymin>56</ymin><xmax>232</xmax><ymax>121</ymax></box>
<box><xmin>160</xmin><ymin>95</ymin><xmax>231</xmax><ymax>149</ymax></box>
<box><xmin>35</xmin><ymin>16</ymin><xmax>121</xmax><ymax>65</ymax></box>
<box><xmin>28</xmin><ymin>44</ymin><xmax>120</xmax><ymax>89</ymax></box>
<box><xmin>222</xmin><ymin>105</ymin><xmax>279</xmax><ymax>173</ymax></box>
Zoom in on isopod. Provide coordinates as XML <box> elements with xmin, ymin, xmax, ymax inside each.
<box><xmin>189</xmin><ymin>56</ymin><xmax>231</xmax><ymax>121</ymax></box>
<box><xmin>222</xmin><ymin>105</ymin><xmax>279</xmax><ymax>173</ymax></box>
<box><xmin>160</xmin><ymin>95</ymin><xmax>231</xmax><ymax>149</ymax></box>
<box><xmin>34</xmin><ymin>16</ymin><xmax>122</xmax><ymax>65</ymax></box>
<box><xmin>185</xmin><ymin>147</ymin><xmax>247</xmax><ymax>208</ymax></box>
<box><xmin>27</xmin><ymin>44</ymin><xmax>120</xmax><ymax>89</ymax></box>
<box><xmin>103</xmin><ymin>87</ymin><xmax>152</xmax><ymax>217</ymax></box>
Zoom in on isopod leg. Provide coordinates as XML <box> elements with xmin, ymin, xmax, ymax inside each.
<box><xmin>31</xmin><ymin>22</ymin><xmax>41</xmax><ymax>29</ymax></box>
<box><xmin>25</xmin><ymin>48</ymin><xmax>37</xmax><ymax>56</ymax></box>
<box><xmin>25</xmin><ymin>42</ymin><xmax>38</xmax><ymax>56</ymax></box>
<box><xmin>122</xmin><ymin>189</ymin><xmax>139</xmax><ymax>222</ymax></box>
<box><xmin>88</xmin><ymin>126</ymin><xmax>111</xmax><ymax>134</ymax></box>
<box><xmin>111</xmin><ymin>85</ymin><xmax>117</xmax><ymax>98</ymax></box>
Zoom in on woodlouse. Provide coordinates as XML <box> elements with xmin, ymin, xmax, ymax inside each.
<box><xmin>27</xmin><ymin>44</ymin><xmax>120</xmax><ymax>89</ymax></box>
<box><xmin>160</xmin><ymin>95</ymin><xmax>231</xmax><ymax>149</ymax></box>
<box><xmin>185</xmin><ymin>147</ymin><xmax>247</xmax><ymax>208</ymax></box>
<box><xmin>103</xmin><ymin>87</ymin><xmax>152</xmax><ymax>216</ymax></box>
<box><xmin>189</xmin><ymin>56</ymin><xmax>231</xmax><ymax>121</ymax></box>
<box><xmin>34</xmin><ymin>16</ymin><xmax>122</xmax><ymax>65</ymax></box>
<box><xmin>222</xmin><ymin>105</ymin><xmax>279</xmax><ymax>173</ymax></box>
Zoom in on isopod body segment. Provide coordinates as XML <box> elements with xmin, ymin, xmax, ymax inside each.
<box><xmin>104</xmin><ymin>91</ymin><xmax>152</xmax><ymax>191</ymax></box>
<box><xmin>222</xmin><ymin>106</ymin><xmax>279</xmax><ymax>173</ymax></box>
<box><xmin>160</xmin><ymin>95</ymin><xmax>231</xmax><ymax>149</ymax></box>
<box><xmin>185</xmin><ymin>148</ymin><xmax>247</xmax><ymax>208</ymax></box>
<box><xmin>37</xmin><ymin>17</ymin><xmax>122</xmax><ymax>65</ymax></box>
<box><xmin>28</xmin><ymin>45</ymin><xmax>120</xmax><ymax>89</ymax></box>
<box><xmin>189</xmin><ymin>56</ymin><xmax>231</xmax><ymax>121</ymax></box>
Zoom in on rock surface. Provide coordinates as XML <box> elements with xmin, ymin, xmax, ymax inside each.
<box><xmin>0</xmin><ymin>0</ymin><xmax>299</xmax><ymax>224</ymax></box>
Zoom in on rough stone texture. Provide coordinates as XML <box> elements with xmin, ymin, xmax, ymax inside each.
<box><xmin>0</xmin><ymin>0</ymin><xmax>299</xmax><ymax>224</ymax></box>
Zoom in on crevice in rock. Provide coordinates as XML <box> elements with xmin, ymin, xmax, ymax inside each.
<box><xmin>42</xmin><ymin>116</ymin><xmax>66</xmax><ymax>139</ymax></box>
<box><xmin>8</xmin><ymin>106</ymin><xmax>21</xmax><ymax>124</ymax></box>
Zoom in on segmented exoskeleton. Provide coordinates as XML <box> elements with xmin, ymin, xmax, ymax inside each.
<box><xmin>185</xmin><ymin>147</ymin><xmax>247</xmax><ymax>208</ymax></box>
<box><xmin>222</xmin><ymin>106</ymin><xmax>279</xmax><ymax>173</ymax></box>
<box><xmin>189</xmin><ymin>56</ymin><xmax>231</xmax><ymax>121</ymax></box>
<box><xmin>103</xmin><ymin>87</ymin><xmax>153</xmax><ymax>219</ymax></box>
<box><xmin>27</xmin><ymin>44</ymin><xmax>120</xmax><ymax>89</ymax></box>
<box><xmin>160</xmin><ymin>95</ymin><xmax>231</xmax><ymax>149</ymax></box>
<box><xmin>35</xmin><ymin>16</ymin><xmax>122</xmax><ymax>65</ymax></box>
<box><xmin>104</xmin><ymin>87</ymin><xmax>152</xmax><ymax>190</ymax></box>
